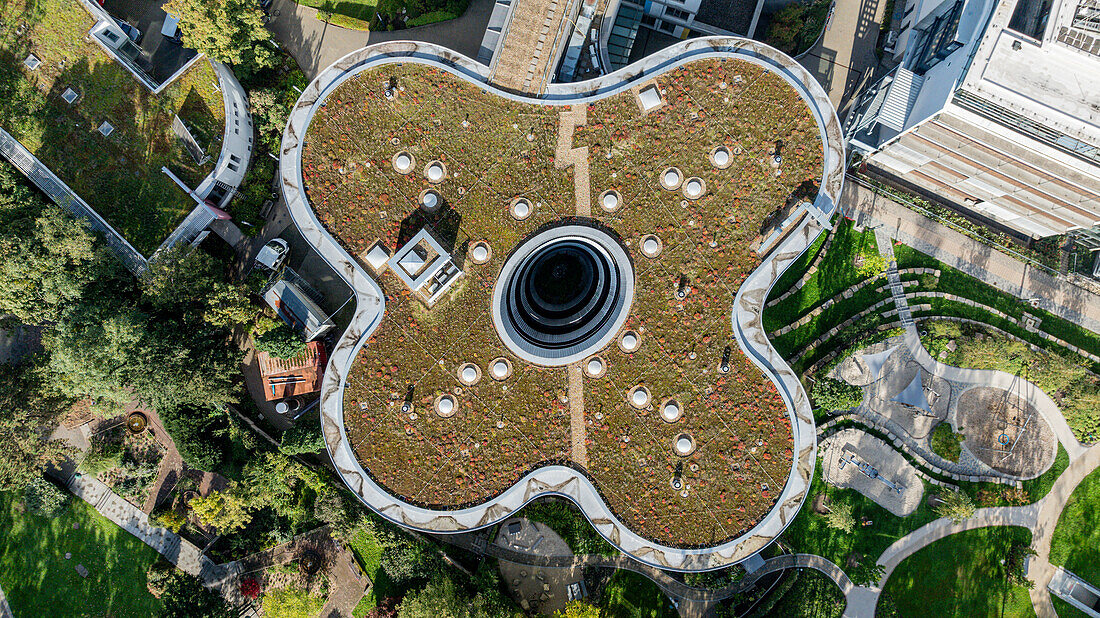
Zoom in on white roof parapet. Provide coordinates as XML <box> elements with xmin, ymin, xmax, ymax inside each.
<box><xmin>279</xmin><ymin>37</ymin><xmax>844</xmax><ymax>572</ymax></box>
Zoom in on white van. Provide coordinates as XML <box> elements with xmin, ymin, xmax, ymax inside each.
<box><xmin>161</xmin><ymin>13</ymin><xmax>182</xmax><ymax>44</ymax></box>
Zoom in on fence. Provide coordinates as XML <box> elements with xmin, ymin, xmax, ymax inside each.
<box><xmin>0</xmin><ymin>127</ymin><xmax>149</xmax><ymax>275</ymax></box>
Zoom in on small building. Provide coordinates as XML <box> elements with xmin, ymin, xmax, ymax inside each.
<box><xmin>387</xmin><ymin>228</ymin><xmax>463</xmax><ymax>306</ymax></box>
<box><xmin>263</xmin><ymin>278</ymin><xmax>336</xmax><ymax>341</ymax></box>
<box><xmin>257</xmin><ymin>341</ymin><xmax>328</xmax><ymax>401</ymax></box>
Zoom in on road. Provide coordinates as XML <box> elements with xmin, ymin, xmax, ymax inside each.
<box><xmin>266</xmin><ymin>0</ymin><xmax>495</xmax><ymax>78</ymax></box>
<box><xmin>798</xmin><ymin>0</ymin><xmax>889</xmax><ymax>116</ymax></box>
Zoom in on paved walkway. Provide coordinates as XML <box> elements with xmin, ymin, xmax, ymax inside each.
<box><xmin>266</xmin><ymin>0</ymin><xmax>495</xmax><ymax>78</ymax></box>
<box><xmin>0</xmin><ymin>584</ymin><xmax>11</xmax><ymax>618</ymax></box>
<box><xmin>847</xmin><ymin>177</ymin><xmax>1100</xmax><ymax>334</ymax></box>
<box><xmin>1028</xmin><ymin>443</ymin><xmax>1100</xmax><ymax>617</ymax></box>
<box><xmin>798</xmin><ymin>0</ymin><xmax>888</xmax><ymax>114</ymax></box>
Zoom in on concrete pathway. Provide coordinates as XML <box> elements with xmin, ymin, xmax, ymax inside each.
<box><xmin>798</xmin><ymin>0</ymin><xmax>888</xmax><ymax>114</ymax></box>
<box><xmin>266</xmin><ymin>0</ymin><xmax>495</xmax><ymax>78</ymax></box>
<box><xmin>0</xmin><ymin>584</ymin><xmax>11</xmax><ymax>618</ymax></box>
<box><xmin>1028</xmin><ymin>443</ymin><xmax>1100</xmax><ymax>617</ymax></box>
<box><xmin>847</xmin><ymin>176</ymin><xmax>1100</xmax><ymax>334</ymax></box>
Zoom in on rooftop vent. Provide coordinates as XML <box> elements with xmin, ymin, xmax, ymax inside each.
<box><xmin>97</xmin><ymin>121</ymin><xmax>114</xmax><ymax>137</ymax></box>
<box><xmin>24</xmin><ymin>54</ymin><xmax>40</xmax><ymax>70</ymax></box>
<box><xmin>61</xmin><ymin>87</ymin><xmax>79</xmax><ymax>104</ymax></box>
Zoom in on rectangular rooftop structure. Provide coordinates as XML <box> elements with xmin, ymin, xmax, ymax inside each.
<box><xmin>257</xmin><ymin>341</ymin><xmax>328</xmax><ymax>401</ymax></box>
<box><xmin>263</xmin><ymin>278</ymin><xmax>336</xmax><ymax>342</ymax></box>
<box><xmin>845</xmin><ymin>0</ymin><xmax>1100</xmax><ymax>241</ymax></box>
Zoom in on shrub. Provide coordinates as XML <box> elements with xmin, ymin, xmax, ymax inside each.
<box><xmin>254</xmin><ymin>323</ymin><xmax>306</xmax><ymax>359</ymax></box>
<box><xmin>280</xmin><ymin>414</ymin><xmax>324</xmax><ymax>455</ymax></box>
<box><xmin>159</xmin><ymin>407</ymin><xmax>228</xmax><ymax>471</ymax></box>
<box><xmin>824</xmin><ymin>501</ymin><xmax>855</xmax><ymax>533</ymax></box>
<box><xmin>811</xmin><ymin>377</ymin><xmax>863</xmax><ymax>411</ymax></box>
<box><xmin>151</xmin><ymin>508</ymin><xmax>188</xmax><ymax>533</ymax></box>
<box><xmin>262</xmin><ymin>586</ymin><xmax>324</xmax><ymax>618</ymax></box>
<box><xmin>934</xmin><ymin>489</ymin><xmax>975</xmax><ymax>523</ymax></box>
<box><xmin>240</xmin><ymin>577</ymin><xmax>261</xmax><ymax>600</ymax></box>
<box><xmin>23</xmin><ymin>475</ymin><xmax>69</xmax><ymax>517</ymax></box>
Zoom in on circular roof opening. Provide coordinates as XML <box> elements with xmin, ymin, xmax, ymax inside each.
<box><xmin>712</xmin><ymin>147</ymin><xmax>730</xmax><ymax>167</ymax></box>
<box><xmin>661</xmin><ymin>400</ymin><xmax>682</xmax><ymax>423</ymax></box>
<box><xmin>471</xmin><ymin>243</ymin><xmax>489</xmax><ymax>263</ymax></box>
<box><xmin>420</xmin><ymin>189</ymin><xmax>441</xmax><ymax>213</ymax></box>
<box><xmin>492</xmin><ymin>224</ymin><xmax>634</xmax><ymax>366</ymax></box>
<box><xmin>674</xmin><ymin>433</ymin><xmax>695</xmax><ymax>456</ymax></box>
<box><xmin>631</xmin><ymin>386</ymin><xmax>650</xmax><ymax>408</ymax></box>
<box><xmin>435</xmin><ymin>394</ymin><xmax>456</xmax><ymax>417</ymax></box>
<box><xmin>511</xmin><ymin>198</ymin><xmax>532</xmax><ymax>220</ymax></box>
<box><xmin>426</xmin><ymin>161</ymin><xmax>446</xmax><ymax>183</ymax></box>
<box><xmin>661</xmin><ymin>167</ymin><xmax>683</xmax><ymax>190</ymax></box>
<box><xmin>392</xmin><ymin>151</ymin><xmax>415</xmax><ymax>174</ymax></box>
<box><xmin>683</xmin><ymin>178</ymin><xmax>705</xmax><ymax>199</ymax></box>
<box><xmin>489</xmin><ymin>357</ymin><xmax>512</xmax><ymax>380</ymax></box>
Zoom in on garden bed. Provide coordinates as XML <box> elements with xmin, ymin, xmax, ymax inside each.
<box><xmin>303</xmin><ymin>59</ymin><xmax>824</xmax><ymax>546</ymax></box>
<box><xmin>0</xmin><ymin>0</ymin><xmax>225</xmax><ymax>255</ymax></box>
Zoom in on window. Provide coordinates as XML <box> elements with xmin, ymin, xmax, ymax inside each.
<box><xmin>227</xmin><ymin>162</ymin><xmax>239</xmax><ymax>172</ymax></box>
<box><xmin>641</xmin><ymin>14</ymin><xmax>657</xmax><ymax>26</ymax></box>
<box><xmin>664</xmin><ymin>6</ymin><xmax>691</xmax><ymax>21</ymax></box>
<box><xmin>658</xmin><ymin>20</ymin><xmax>677</xmax><ymax>32</ymax></box>
<box><xmin>911</xmin><ymin>0</ymin><xmax>964</xmax><ymax>74</ymax></box>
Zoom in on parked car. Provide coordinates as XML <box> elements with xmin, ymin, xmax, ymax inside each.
<box><xmin>256</xmin><ymin>238</ymin><xmax>290</xmax><ymax>271</ymax></box>
<box><xmin>260</xmin><ymin>0</ymin><xmax>274</xmax><ymax>9</ymax></box>
<box><xmin>161</xmin><ymin>13</ymin><xmax>183</xmax><ymax>45</ymax></box>
<box><xmin>114</xmin><ymin>19</ymin><xmax>142</xmax><ymax>44</ymax></box>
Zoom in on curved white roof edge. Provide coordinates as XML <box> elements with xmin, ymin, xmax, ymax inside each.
<box><xmin>279</xmin><ymin>37</ymin><xmax>845</xmax><ymax>572</ymax></box>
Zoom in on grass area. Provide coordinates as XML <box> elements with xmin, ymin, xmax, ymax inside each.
<box><xmin>1021</xmin><ymin>444</ymin><xmax>1069</xmax><ymax>503</ymax></box>
<box><xmin>0</xmin><ymin>489</ymin><xmax>165</xmax><ymax>615</ymax></box>
<box><xmin>920</xmin><ymin>320</ymin><xmax>1100</xmax><ymax>443</ymax></box>
<box><xmin>297</xmin><ymin>0</ymin><xmax>468</xmax><ymax>30</ymax></box>
<box><xmin>880</xmin><ymin>526</ymin><xmax>1036</xmax><ymax>618</ymax></box>
<box><xmin>930</xmin><ymin>422</ymin><xmax>965</xmax><ymax>463</ymax></box>
<box><xmin>601</xmin><ymin>570</ymin><xmax>678</xmax><ymax>618</ymax></box>
<box><xmin>347</xmin><ymin>526</ymin><xmax>396</xmax><ymax>613</ymax></box>
<box><xmin>781</xmin><ymin>459</ymin><xmax>937</xmax><ymax>569</ymax></box>
<box><xmin>1052</xmin><ymin>596</ymin><xmax>1091</xmax><ymax>618</ymax></box>
<box><xmin>0</xmin><ymin>0</ymin><xmax>225</xmax><ymax>255</ymax></box>
<box><xmin>768</xmin><ymin>221</ymin><xmax>828</xmax><ymax>300</ymax></box>
<box><xmin>764</xmin><ymin>218</ymin><xmax>880</xmax><ymax>334</ymax></box>
<box><xmin>1049</xmin><ymin>466</ymin><xmax>1100</xmax><ymax>588</ymax></box>
<box><xmin>520</xmin><ymin>499</ymin><xmax>617</xmax><ymax>556</ymax></box>
<box><xmin>262</xmin><ymin>585</ymin><xmax>326</xmax><ymax>617</ymax></box>
<box><xmin>319</xmin><ymin>58</ymin><xmax>823</xmax><ymax>545</ymax></box>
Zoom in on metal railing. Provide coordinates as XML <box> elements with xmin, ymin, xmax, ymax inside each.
<box><xmin>0</xmin><ymin>127</ymin><xmax>148</xmax><ymax>275</ymax></box>
<box><xmin>148</xmin><ymin>203</ymin><xmax>216</xmax><ymax>263</ymax></box>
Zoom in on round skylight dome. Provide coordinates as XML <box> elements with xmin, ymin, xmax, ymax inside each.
<box><xmin>603</xmin><ymin>193</ymin><xmax>618</xmax><ymax>210</ymax></box>
<box><xmin>586</xmin><ymin>357</ymin><xmax>604</xmax><ymax>376</ymax></box>
<box><xmin>713</xmin><ymin>149</ymin><xmax>729</xmax><ymax>166</ymax></box>
<box><xmin>631</xmin><ymin>387</ymin><xmax>649</xmax><ymax>407</ymax></box>
<box><xmin>643</xmin><ymin>238</ymin><xmax>659</xmax><ymax>254</ymax></box>
<box><xmin>674</xmin><ymin>434</ymin><xmax>695</xmax><ymax>456</ymax></box>
<box><xmin>621</xmin><ymin>331</ymin><xmax>639</xmax><ymax>351</ymax></box>
<box><xmin>661</xmin><ymin>400</ymin><xmax>682</xmax><ymax>422</ymax></box>
<box><xmin>511</xmin><ymin>198</ymin><xmax>531</xmax><ymax>220</ymax></box>
<box><xmin>489</xmin><ymin>357</ymin><xmax>512</xmax><ymax>380</ymax></box>
<box><xmin>436</xmin><ymin>395</ymin><xmax>455</xmax><ymax>417</ymax></box>
<box><xmin>392</xmin><ymin>151</ymin><xmax>415</xmax><ymax>174</ymax></box>
<box><xmin>472</xmin><ymin>245</ymin><xmax>488</xmax><ymax>262</ymax></box>
<box><xmin>664</xmin><ymin>170</ymin><xmax>680</xmax><ymax>186</ymax></box>
<box><xmin>462</xmin><ymin>366</ymin><xmax>477</xmax><ymax>382</ymax></box>
<box><xmin>684</xmin><ymin>178</ymin><xmax>705</xmax><ymax>199</ymax></box>
<box><xmin>428</xmin><ymin>164</ymin><xmax>444</xmax><ymax>181</ymax></box>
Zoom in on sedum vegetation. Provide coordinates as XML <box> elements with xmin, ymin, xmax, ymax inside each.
<box><xmin>306</xmin><ymin>58</ymin><xmax>823</xmax><ymax>546</ymax></box>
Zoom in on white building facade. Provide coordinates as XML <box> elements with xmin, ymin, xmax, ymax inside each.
<box><xmin>847</xmin><ymin>0</ymin><xmax>1100</xmax><ymax>242</ymax></box>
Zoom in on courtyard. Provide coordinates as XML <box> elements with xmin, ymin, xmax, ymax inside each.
<box><xmin>301</xmin><ymin>56</ymin><xmax>826</xmax><ymax>547</ymax></box>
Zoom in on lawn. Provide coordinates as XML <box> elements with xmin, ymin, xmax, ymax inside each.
<box><xmin>763</xmin><ymin>218</ymin><xmax>880</xmax><ymax>334</ymax></box>
<box><xmin>880</xmin><ymin>526</ymin><xmax>1036</xmax><ymax>618</ymax></box>
<box><xmin>600</xmin><ymin>570</ymin><xmax>678</xmax><ymax>618</ymax></box>
<box><xmin>1048</xmin><ymin>466</ymin><xmax>1100</xmax><ymax>588</ymax></box>
<box><xmin>0</xmin><ymin>0</ymin><xmax>225</xmax><ymax>255</ymax></box>
<box><xmin>348</xmin><ymin>526</ymin><xmax>396</xmax><ymax>615</ymax></box>
<box><xmin>0</xmin><ymin>489</ymin><xmax>165</xmax><ymax>616</ymax></box>
<box><xmin>316</xmin><ymin>58</ymin><xmax>823</xmax><ymax>546</ymax></box>
<box><xmin>519</xmin><ymin>498</ymin><xmax>617</xmax><ymax>556</ymax></box>
<box><xmin>743</xmin><ymin>569</ymin><xmax>844</xmax><ymax>618</ymax></box>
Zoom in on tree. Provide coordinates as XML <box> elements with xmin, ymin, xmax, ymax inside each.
<box><xmin>23</xmin><ymin>475</ymin><xmax>70</xmax><ymax>517</ymax></box>
<box><xmin>848</xmin><ymin>561</ymin><xmax>886</xmax><ymax>587</ymax></box>
<box><xmin>0</xmin><ymin>162</ymin><xmax>109</xmax><ymax>326</ymax></box>
<box><xmin>158</xmin><ymin>406</ymin><xmax>228</xmax><ymax>471</ymax></box>
<box><xmin>1006</xmin><ymin>543</ymin><xmax>1036</xmax><ymax>588</ymax></box>
<box><xmin>556</xmin><ymin>601</ymin><xmax>601</xmax><ymax>618</ymax></box>
<box><xmin>204</xmin><ymin>282</ymin><xmax>256</xmax><ymax>328</ymax></box>
<box><xmin>162</xmin><ymin>0</ymin><xmax>275</xmax><ymax>74</ymax></box>
<box><xmin>0</xmin><ymin>359</ymin><xmax>75</xmax><ymax>490</ymax></box>
<box><xmin>280</xmin><ymin>414</ymin><xmax>324</xmax><ymax>455</ymax></box>
<box><xmin>249</xmin><ymin>87</ymin><xmax>291</xmax><ymax>152</ymax></box>
<box><xmin>934</xmin><ymin>489</ymin><xmax>975</xmax><ymax>523</ymax></box>
<box><xmin>313</xmin><ymin>490</ymin><xmax>361</xmax><ymax>541</ymax></box>
<box><xmin>156</xmin><ymin>570</ymin><xmax>234</xmax><ymax>617</ymax></box>
<box><xmin>824</xmin><ymin>501</ymin><xmax>855</xmax><ymax>533</ymax></box>
<box><xmin>254</xmin><ymin>323</ymin><xmax>306</xmax><ymax>359</ymax></box>
<box><xmin>811</xmin><ymin>377</ymin><xmax>864</xmax><ymax>411</ymax></box>
<box><xmin>189</xmin><ymin>486</ymin><xmax>255</xmax><ymax>533</ymax></box>
<box><xmin>397</xmin><ymin>576</ymin><xmax>516</xmax><ymax>618</ymax></box>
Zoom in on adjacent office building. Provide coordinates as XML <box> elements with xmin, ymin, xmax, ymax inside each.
<box><xmin>846</xmin><ymin>0</ymin><xmax>1100</xmax><ymax>246</ymax></box>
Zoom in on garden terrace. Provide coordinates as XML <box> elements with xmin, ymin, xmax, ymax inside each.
<box><xmin>301</xmin><ymin>57</ymin><xmax>824</xmax><ymax>548</ymax></box>
<box><xmin>0</xmin><ymin>0</ymin><xmax>225</xmax><ymax>255</ymax></box>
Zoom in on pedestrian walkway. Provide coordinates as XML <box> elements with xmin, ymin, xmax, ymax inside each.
<box><xmin>847</xmin><ymin>178</ymin><xmax>1100</xmax><ymax>334</ymax></box>
<box><xmin>0</xmin><ymin>583</ymin><xmax>11</xmax><ymax>618</ymax></box>
<box><xmin>875</xmin><ymin>228</ymin><xmax>913</xmax><ymax>327</ymax></box>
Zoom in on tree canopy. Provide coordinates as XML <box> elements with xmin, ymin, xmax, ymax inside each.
<box><xmin>0</xmin><ymin>359</ymin><xmax>74</xmax><ymax>491</ymax></box>
<box><xmin>162</xmin><ymin>0</ymin><xmax>275</xmax><ymax>74</ymax></box>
